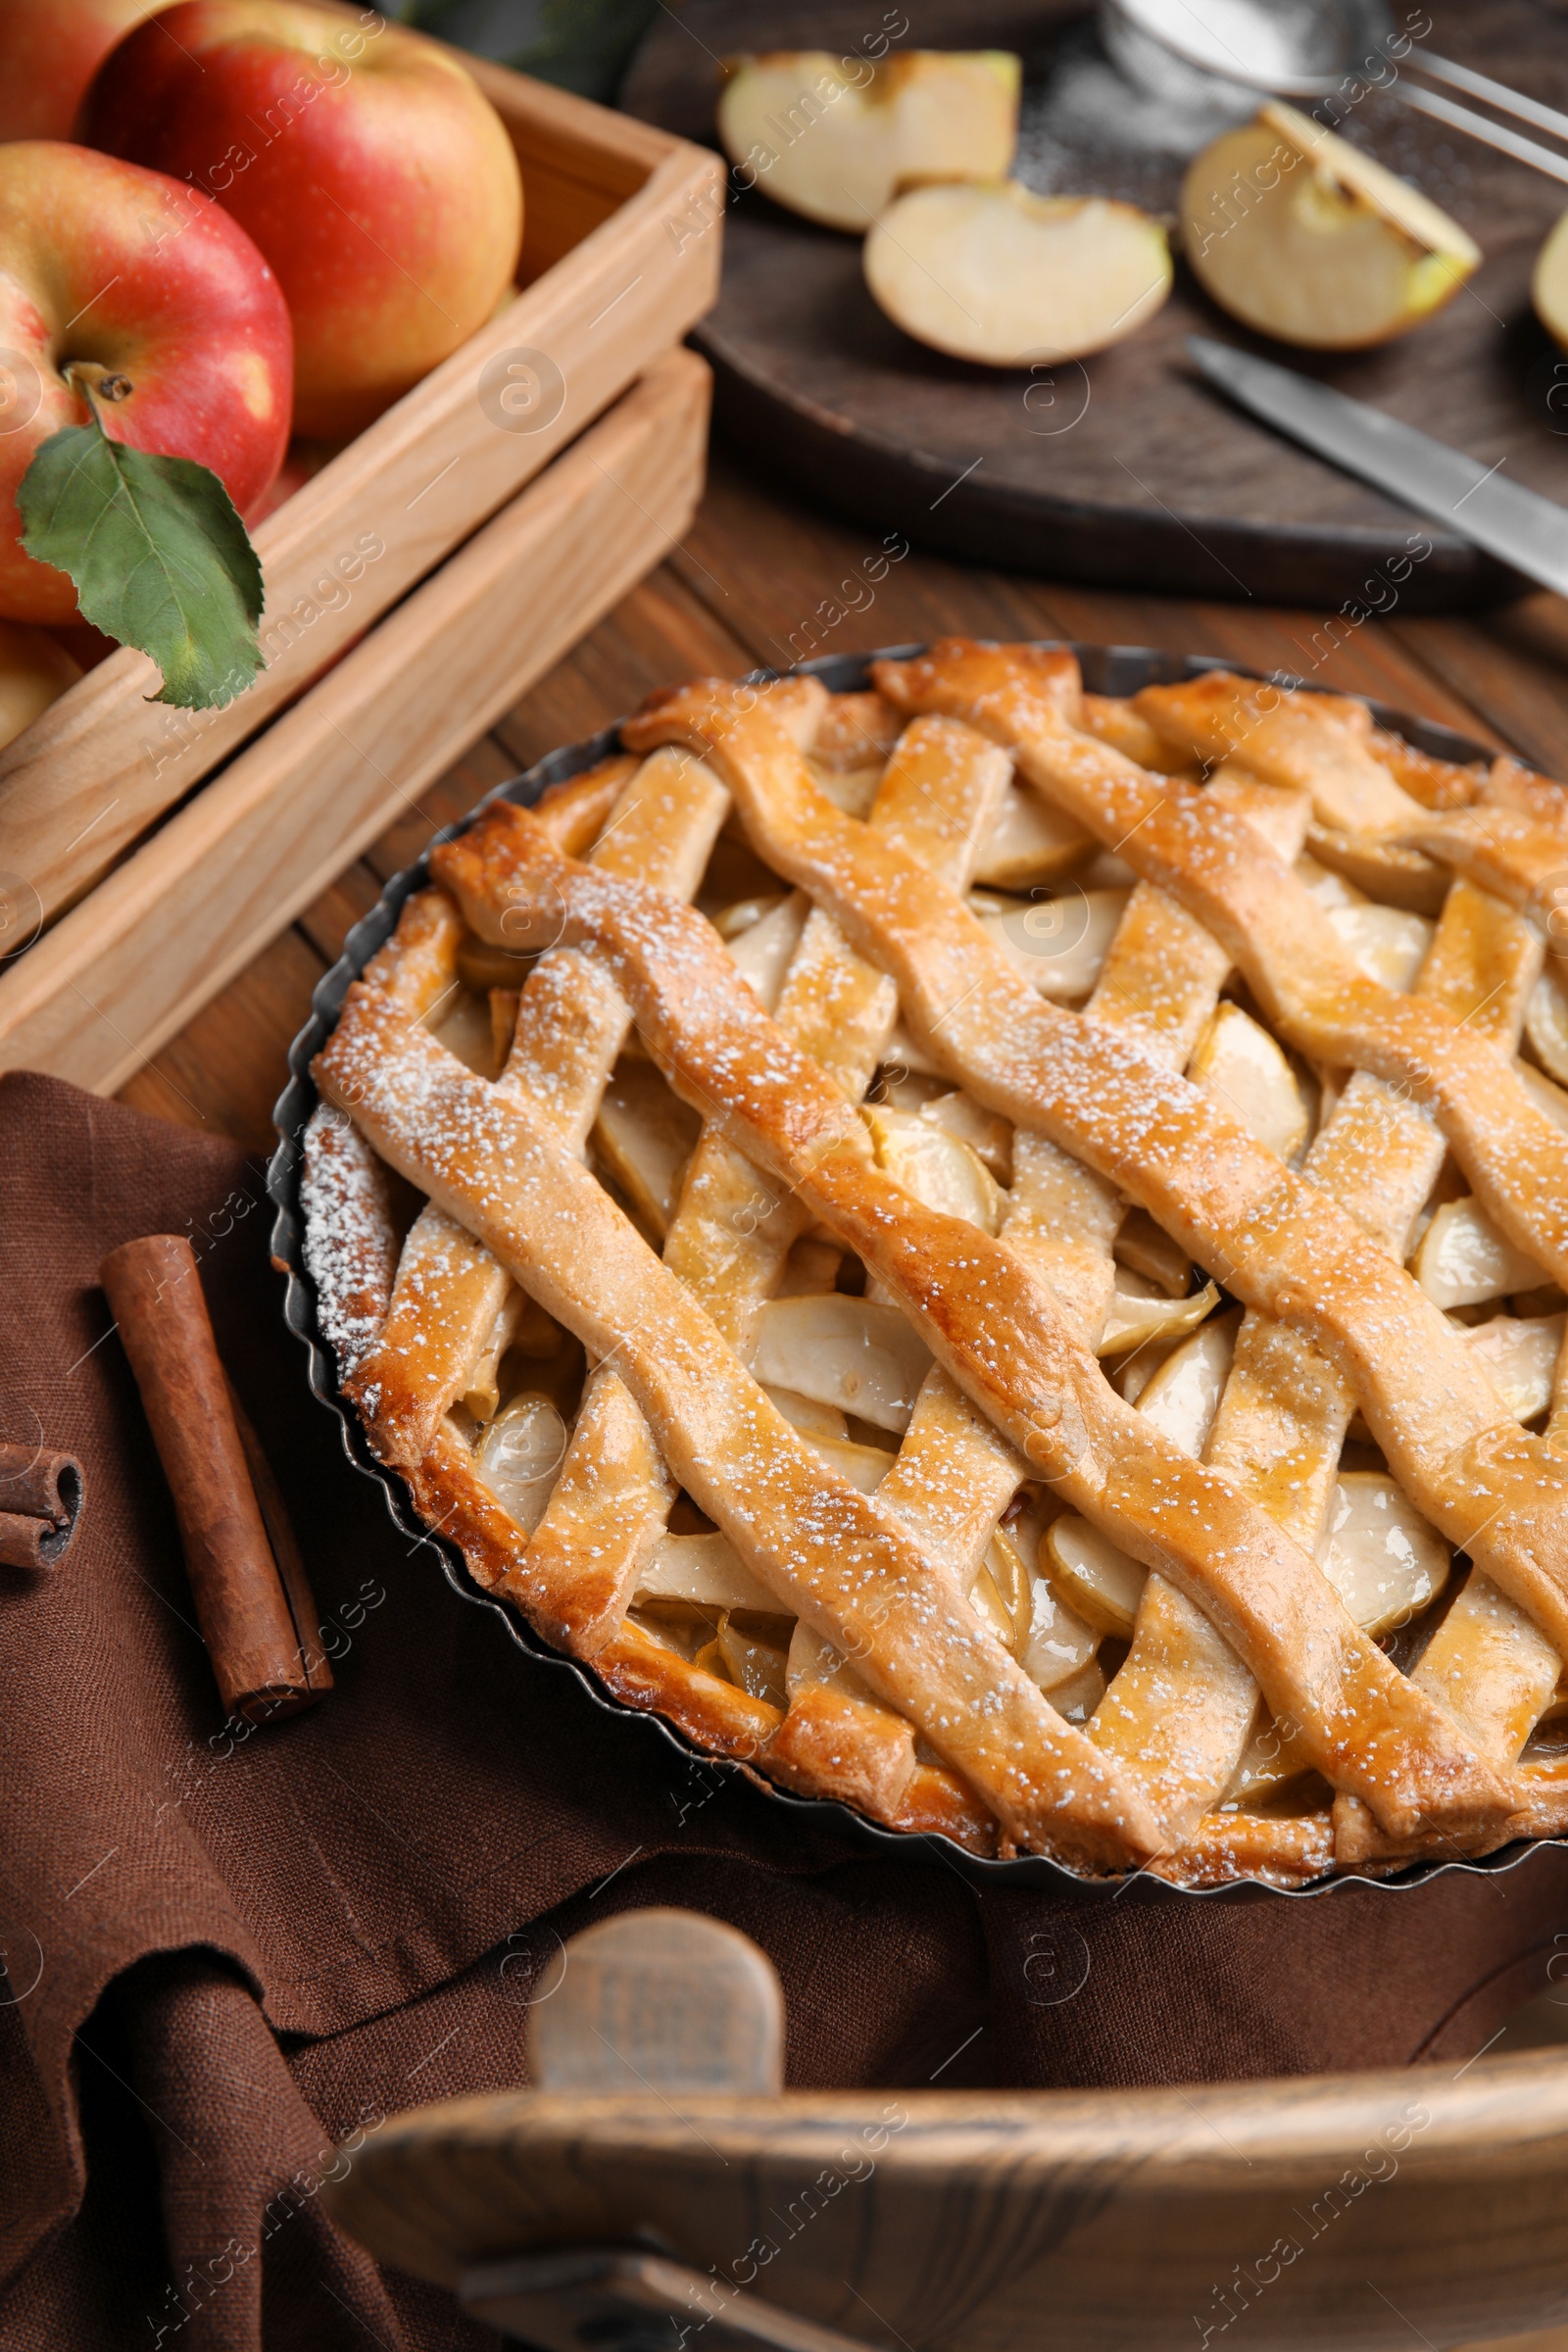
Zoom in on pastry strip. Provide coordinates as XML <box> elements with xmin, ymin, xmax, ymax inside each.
<box><xmin>667</xmin><ymin>711</ymin><xmax>1009</xmax><ymax>1351</ymax></box>
<box><xmin>911</xmin><ymin>779</ymin><xmax>1301</xmax><ymax>1478</ymax></box>
<box><xmin>1392</xmin><ymin>805</ymin><xmax>1568</xmax><ymax>914</ymax></box>
<box><xmin>300</xmin><ymin>1108</ymin><xmax>402</xmax><ymax>1379</ymax></box>
<box><xmin>370</xmin><ymin>674</ymin><xmax>843</xmax><ymax>1469</ymax></box>
<box><xmin>929</xmin><ymin>781</ymin><xmax>1307</xmax><ymax>1847</ymax></box>
<box><xmin>500</xmin><ymin>710</ymin><xmax>1012</xmax><ymax>1833</ymax></box>
<box><xmin>1132</xmin><ymin>672</ymin><xmax>1452</xmax><ymax>908</ymax></box>
<box><xmin>351</xmin><ymin>747</ymin><xmax>729</xmax><ymax>1466</ymax></box>
<box><xmin>1132</xmin><ymin>670</ymin><xmax>1432</xmax><ymax>834</ymax></box>
<box><xmin>1059</xmin><ymin>785</ymin><xmax>1311</xmax><ymax>1847</ymax></box>
<box><xmin>1330</xmin><ymin>888</ymin><xmax>1563</xmax><ymax>1860</ymax></box>
<box><xmin>544</xmin><ymin>711</ymin><xmax>1010</xmax><ymax>1815</ymax></box>
<box><xmin>304</xmin><ymin>885</ymin><xmax>463</xmax><ymax>1383</ymax></box>
<box><xmin>744</xmin><ymin>719</ymin><xmax>1016</xmax><ymax>1789</ymax></box>
<box><xmin>887</xmin><ymin>663</ymin><xmax>1568</xmax><ymax>1860</ymax></box>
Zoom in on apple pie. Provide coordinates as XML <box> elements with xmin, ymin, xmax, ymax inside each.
<box><xmin>300</xmin><ymin>642</ymin><xmax>1568</xmax><ymax>1886</ymax></box>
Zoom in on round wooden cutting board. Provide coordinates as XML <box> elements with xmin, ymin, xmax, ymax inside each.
<box><xmin>624</xmin><ymin>0</ymin><xmax>1568</xmax><ymax>610</ymax></box>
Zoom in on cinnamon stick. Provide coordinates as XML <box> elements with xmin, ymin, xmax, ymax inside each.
<box><xmin>100</xmin><ymin>1235</ymin><xmax>330</xmax><ymax>1724</ymax></box>
<box><xmin>224</xmin><ymin>1375</ymin><xmax>333</xmax><ymax>1690</ymax></box>
<box><xmin>0</xmin><ymin>1441</ymin><xmax>85</xmax><ymax>1569</ymax></box>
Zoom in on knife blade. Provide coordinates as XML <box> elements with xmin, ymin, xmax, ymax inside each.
<box><xmin>1188</xmin><ymin>333</ymin><xmax>1568</xmax><ymax>599</ymax></box>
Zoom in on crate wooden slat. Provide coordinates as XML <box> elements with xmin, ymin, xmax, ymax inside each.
<box><xmin>0</xmin><ymin>51</ymin><xmax>724</xmax><ymax>927</ymax></box>
<box><xmin>0</xmin><ymin>349</ymin><xmax>710</xmax><ymax>1094</ymax></box>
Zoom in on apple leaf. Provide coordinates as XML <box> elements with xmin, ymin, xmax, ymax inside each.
<box><xmin>17</xmin><ymin>413</ymin><xmax>265</xmax><ymax>710</ymax></box>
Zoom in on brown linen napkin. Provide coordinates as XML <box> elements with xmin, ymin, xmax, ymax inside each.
<box><xmin>1</xmin><ymin>1069</ymin><xmax>1564</xmax><ymax>2351</ymax></box>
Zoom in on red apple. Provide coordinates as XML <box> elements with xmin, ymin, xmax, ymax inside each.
<box><xmin>0</xmin><ymin>1</ymin><xmax>164</xmax><ymax>142</ymax></box>
<box><xmin>0</xmin><ymin>142</ymin><xmax>293</xmax><ymax>624</ymax></box>
<box><xmin>84</xmin><ymin>1</ymin><xmax>525</xmax><ymax>438</ymax></box>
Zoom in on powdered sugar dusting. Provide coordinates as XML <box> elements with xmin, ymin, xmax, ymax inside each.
<box><xmin>300</xmin><ymin>1102</ymin><xmax>400</xmax><ymax>1374</ymax></box>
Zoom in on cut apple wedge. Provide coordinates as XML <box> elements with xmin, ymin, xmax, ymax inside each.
<box><xmin>748</xmin><ymin>1295</ymin><xmax>933</xmax><ymax>1433</ymax></box>
<box><xmin>474</xmin><ymin>1393</ymin><xmax>567</xmax><ymax>1535</ymax></box>
<box><xmin>724</xmin><ymin>890</ymin><xmax>808</xmax><ymax>1013</ymax></box>
<box><xmin>592</xmin><ymin>1060</ymin><xmax>701</xmax><ymax>1243</ymax></box>
<box><xmin>708</xmin><ymin>1619</ymin><xmax>792</xmax><ymax>1709</ymax></box>
<box><xmin>761</xmin><ymin>1390</ymin><xmax>896</xmax><ymax>1493</ymax></box>
<box><xmin>1526</xmin><ymin>968</ymin><xmax>1568</xmax><ymax>1087</ymax></box>
<box><xmin>1413</xmin><ymin>1198</ymin><xmax>1549</xmax><ymax>1311</ymax></box>
<box><xmin>1135</xmin><ymin>1311</ymin><xmax>1241</xmax><ymax>1457</ymax></box>
<box><xmin>1113</xmin><ymin>1205</ymin><xmax>1194</xmax><ymax>1298</ymax></box>
<box><xmin>1183</xmin><ymin>100</ymin><xmax>1480</xmax><ymax>351</ymax></box>
<box><xmin>1189</xmin><ymin>1000</ymin><xmax>1310</xmax><ymax>1163</ymax></box>
<box><xmin>863</xmin><ymin>1102</ymin><xmax>1004</xmax><ymax>1233</ymax></box>
<box><xmin>717</xmin><ymin>50</ymin><xmax>1019</xmax><ymax>233</ymax></box>
<box><xmin>1316</xmin><ymin>1473</ymin><xmax>1449</xmax><ymax>1639</ymax></box>
<box><xmin>971</xmin><ymin>886</ymin><xmax>1130</xmax><ymax>1000</ymax></box>
<box><xmin>1461</xmin><ymin>1312</ymin><xmax>1564</xmax><ymax>1425</ymax></box>
<box><xmin>1019</xmin><ymin>1570</ymin><xmax>1100</xmax><ymax>1694</ymax></box>
<box><xmin>1536</xmin><ymin>211</ymin><xmax>1568</xmax><ymax>353</ymax></box>
<box><xmin>864</xmin><ymin>183</ymin><xmax>1173</xmax><ymax>368</ymax></box>
<box><xmin>917</xmin><ymin>1089</ymin><xmax>1013</xmax><ymax>1183</ymax></box>
<box><xmin>972</xmin><ymin>782</ymin><xmax>1093</xmax><ymax>890</ymax></box>
<box><xmin>637</xmin><ymin>1532</ymin><xmax>781</xmax><ymax>1614</ymax></box>
<box><xmin>1045</xmin><ymin>1515</ymin><xmax>1146</xmax><ymax>1640</ymax></box>
<box><xmin>1098</xmin><ymin>1268</ymin><xmax>1220</xmax><ymax>1356</ymax></box>
<box><xmin>788</xmin><ymin>1619</ymin><xmax>876</xmax><ymax>1704</ymax></box>
<box><xmin>1325</xmin><ymin>901</ymin><xmax>1433</xmax><ymax>992</ymax></box>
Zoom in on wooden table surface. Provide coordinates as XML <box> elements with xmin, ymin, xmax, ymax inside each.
<box><xmin>116</xmin><ymin>437</ymin><xmax>1568</xmax><ymax>1151</ymax></box>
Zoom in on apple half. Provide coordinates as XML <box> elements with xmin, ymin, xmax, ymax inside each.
<box><xmin>1182</xmin><ymin>100</ymin><xmax>1479</xmax><ymax>350</ymax></box>
<box><xmin>864</xmin><ymin>183</ymin><xmax>1173</xmax><ymax>367</ymax></box>
<box><xmin>717</xmin><ymin>50</ymin><xmax>1019</xmax><ymax>233</ymax></box>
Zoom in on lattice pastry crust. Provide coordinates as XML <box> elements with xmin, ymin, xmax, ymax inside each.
<box><xmin>302</xmin><ymin>645</ymin><xmax>1568</xmax><ymax>1886</ymax></box>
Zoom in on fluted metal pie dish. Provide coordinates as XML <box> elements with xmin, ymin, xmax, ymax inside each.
<box><xmin>270</xmin><ymin>644</ymin><xmax>1568</xmax><ymax>1909</ymax></box>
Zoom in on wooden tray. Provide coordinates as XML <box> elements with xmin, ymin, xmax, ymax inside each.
<box><xmin>624</xmin><ymin>0</ymin><xmax>1568</xmax><ymax>611</ymax></box>
<box><xmin>328</xmin><ymin>2064</ymin><xmax>1568</xmax><ymax>2352</ymax></box>
<box><xmin>0</xmin><ymin>35</ymin><xmax>722</xmax><ymax>1071</ymax></box>
<box><xmin>321</xmin><ymin>1907</ymin><xmax>1568</xmax><ymax>2352</ymax></box>
<box><xmin>0</xmin><ymin>347</ymin><xmax>710</xmax><ymax>1094</ymax></box>
<box><xmin>331</xmin><ymin>2063</ymin><xmax>1568</xmax><ymax>2352</ymax></box>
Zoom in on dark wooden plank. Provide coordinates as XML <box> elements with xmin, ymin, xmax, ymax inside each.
<box><xmin>626</xmin><ymin>0</ymin><xmax>1568</xmax><ymax>610</ymax></box>
<box><xmin>489</xmin><ymin>563</ymin><xmax>758</xmax><ymax>765</ymax></box>
<box><xmin>676</xmin><ymin>445</ymin><xmax>1041</xmax><ymax>660</ymax></box>
<box><xmin>359</xmin><ymin>738</ymin><xmax>522</xmax><ymax>892</ymax></box>
<box><xmin>1391</xmin><ymin>594</ymin><xmax>1568</xmax><ymax>774</ymax></box>
<box><xmin>295</xmin><ymin>858</ymin><xmax>394</xmax><ymax>971</ymax></box>
<box><xmin>118</xmin><ymin>925</ymin><xmax>330</xmax><ymax>1154</ymax></box>
<box><xmin>677</xmin><ymin>448</ymin><xmax>1516</xmax><ymax>745</ymax></box>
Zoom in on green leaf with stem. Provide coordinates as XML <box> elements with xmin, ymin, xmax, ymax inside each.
<box><xmin>17</xmin><ymin>379</ymin><xmax>265</xmax><ymax>710</ymax></box>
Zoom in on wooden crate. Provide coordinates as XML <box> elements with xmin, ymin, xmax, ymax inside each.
<box><xmin>0</xmin><ymin>346</ymin><xmax>710</xmax><ymax>1094</ymax></box>
<box><xmin>0</xmin><ymin>41</ymin><xmax>724</xmax><ymax>1050</ymax></box>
